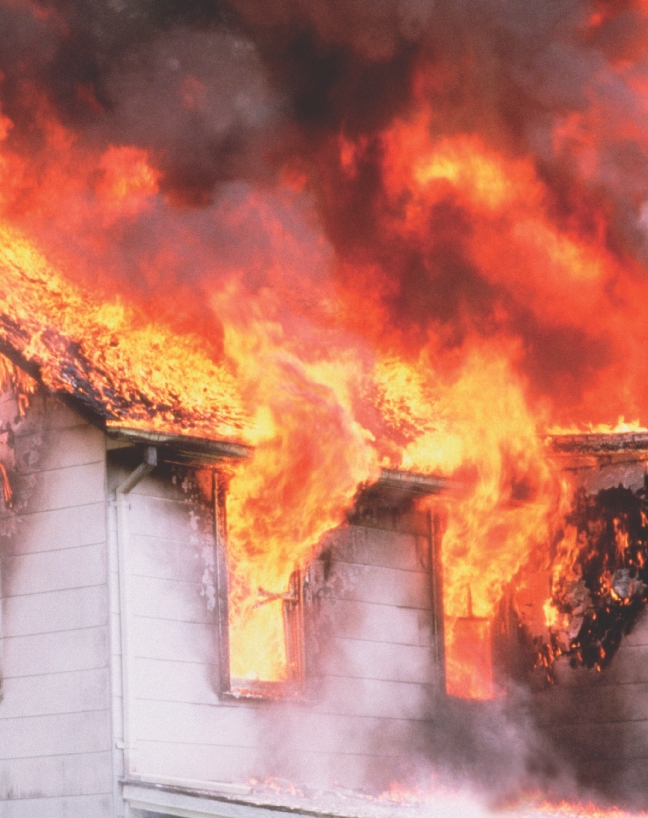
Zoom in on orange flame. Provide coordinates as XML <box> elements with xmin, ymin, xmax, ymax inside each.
<box><xmin>0</xmin><ymin>104</ymin><xmax>584</xmax><ymax>694</ymax></box>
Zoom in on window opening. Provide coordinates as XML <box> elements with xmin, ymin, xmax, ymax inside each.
<box><xmin>213</xmin><ymin>467</ymin><xmax>449</xmax><ymax>699</ymax></box>
<box><xmin>213</xmin><ymin>471</ymin><xmax>305</xmax><ymax>698</ymax></box>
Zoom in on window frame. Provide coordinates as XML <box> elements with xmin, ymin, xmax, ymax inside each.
<box><xmin>212</xmin><ymin>470</ymin><xmax>306</xmax><ymax>700</ymax></box>
<box><xmin>213</xmin><ymin>468</ymin><xmax>448</xmax><ymax>701</ymax></box>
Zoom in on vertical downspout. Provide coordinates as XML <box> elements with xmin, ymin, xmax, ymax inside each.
<box><xmin>0</xmin><ymin>520</ymin><xmax>3</xmax><ymax>705</ymax></box>
<box><xmin>428</xmin><ymin>508</ymin><xmax>446</xmax><ymax>697</ymax></box>
<box><xmin>213</xmin><ymin>470</ymin><xmax>231</xmax><ymax>695</ymax></box>
<box><xmin>115</xmin><ymin>446</ymin><xmax>157</xmax><ymax>781</ymax></box>
<box><xmin>0</xmin><ymin>464</ymin><xmax>11</xmax><ymax>702</ymax></box>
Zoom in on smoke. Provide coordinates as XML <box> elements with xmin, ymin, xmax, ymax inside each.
<box><xmin>142</xmin><ymin>0</ymin><xmax>648</xmax><ymax>427</ymax></box>
<box><xmin>102</xmin><ymin>28</ymin><xmax>281</xmax><ymax>204</ymax></box>
<box><xmin>254</xmin><ymin>664</ymin><xmax>581</xmax><ymax>808</ymax></box>
<box><xmin>0</xmin><ymin>2</ymin><xmax>282</xmax><ymax>198</ymax></box>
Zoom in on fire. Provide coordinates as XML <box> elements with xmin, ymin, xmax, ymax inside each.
<box><xmin>0</xmin><ymin>216</ymin><xmax>379</xmax><ymax>684</ymax></box>
<box><xmin>378</xmin><ymin>343</ymin><xmax>561</xmax><ymax>699</ymax></box>
<box><xmin>96</xmin><ymin>146</ymin><xmax>161</xmax><ymax>218</ymax></box>
<box><xmin>0</xmin><ymin>92</ymin><xmax>609</xmax><ymax>696</ymax></box>
<box><xmin>248</xmin><ymin>777</ymin><xmax>648</xmax><ymax>818</ymax></box>
<box><xmin>0</xmin><ymin>223</ymin><xmax>246</xmax><ymax>440</ymax></box>
<box><xmin>0</xmin><ymin>461</ymin><xmax>12</xmax><ymax>507</ymax></box>
<box><xmin>549</xmin><ymin>419</ymin><xmax>648</xmax><ymax>436</ymax></box>
<box><xmin>221</xmin><ymin>307</ymin><xmax>378</xmax><ymax>681</ymax></box>
<box><xmin>4</xmin><ymin>0</ymin><xmax>648</xmax><ymax>708</ymax></box>
<box><xmin>373</xmin><ymin>782</ymin><xmax>648</xmax><ymax>818</ymax></box>
<box><xmin>529</xmin><ymin>802</ymin><xmax>648</xmax><ymax>818</ymax></box>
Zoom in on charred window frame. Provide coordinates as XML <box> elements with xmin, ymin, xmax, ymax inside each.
<box><xmin>213</xmin><ymin>471</ymin><xmax>306</xmax><ymax>699</ymax></box>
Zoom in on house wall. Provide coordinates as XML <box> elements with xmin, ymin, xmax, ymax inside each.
<box><xmin>534</xmin><ymin>454</ymin><xmax>648</xmax><ymax>806</ymax></box>
<box><xmin>112</xmin><ymin>454</ymin><xmax>440</xmax><ymax>797</ymax></box>
<box><xmin>535</xmin><ymin>610</ymin><xmax>648</xmax><ymax>804</ymax></box>
<box><xmin>0</xmin><ymin>388</ymin><xmax>112</xmax><ymax>818</ymax></box>
<box><xmin>302</xmin><ymin>519</ymin><xmax>440</xmax><ymax>788</ymax></box>
<box><xmin>108</xmin><ymin>457</ymin><xmax>249</xmax><ymax>791</ymax></box>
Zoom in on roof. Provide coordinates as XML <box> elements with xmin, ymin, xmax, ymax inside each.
<box><xmin>547</xmin><ymin>431</ymin><xmax>648</xmax><ymax>471</ymax></box>
<box><xmin>107</xmin><ymin>423</ymin><xmax>252</xmax><ymax>464</ymax></box>
<box><xmin>0</xmin><ymin>225</ymin><xmax>250</xmax><ymax>451</ymax></box>
<box><xmin>0</xmin><ymin>227</ymin><xmax>452</xmax><ymax>480</ymax></box>
<box><xmin>377</xmin><ymin>468</ymin><xmax>456</xmax><ymax>495</ymax></box>
<box><xmin>122</xmin><ymin>778</ymin><xmax>429</xmax><ymax>818</ymax></box>
<box><xmin>548</xmin><ymin>432</ymin><xmax>648</xmax><ymax>454</ymax></box>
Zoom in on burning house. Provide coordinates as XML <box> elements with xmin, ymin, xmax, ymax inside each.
<box><xmin>0</xmin><ymin>325</ymin><xmax>451</xmax><ymax>817</ymax></box>
<box><xmin>4</xmin><ymin>244</ymin><xmax>648</xmax><ymax>818</ymax></box>
<box><xmin>5</xmin><ymin>0</ymin><xmax>648</xmax><ymax>816</ymax></box>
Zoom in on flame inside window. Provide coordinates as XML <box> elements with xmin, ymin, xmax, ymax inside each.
<box><xmin>213</xmin><ymin>470</ymin><xmax>306</xmax><ymax>697</ymax></box>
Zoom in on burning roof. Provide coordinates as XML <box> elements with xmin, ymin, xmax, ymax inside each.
<box><xmin>549</xmin><ymin>433</ymin><xmax>648</xmax><ymax>459</ymax></box>
<box><xmin>0</xmin><ymin>224</ymin><xmax>249</xmax><ymax>445</ymax></box>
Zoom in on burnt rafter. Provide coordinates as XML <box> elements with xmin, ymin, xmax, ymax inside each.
<box><xmin>497</xmin><ymin>432</ymin><xmax>648</xmax><ymax>686</ymax></box>
<box><xmin>563</xmin><ymin>486</ymin><xmax>648</xmax><ymax>664</ymax></box>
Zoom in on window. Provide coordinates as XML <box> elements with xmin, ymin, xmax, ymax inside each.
<box><xmin>212</xmin><ymin>467</ymin><xmax>449</xmax><ymax>700</ymax></box>
<box><xmin>212</xmin><ymin>471</ymin><xmax>306</xmax><ymax>698</ymax></box>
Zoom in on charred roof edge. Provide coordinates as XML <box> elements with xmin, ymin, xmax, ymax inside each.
<box><xmin>107</xmin><ymin>423</ymin><xmax>253</xmax><ymax>463</ymax></box>
<box><xmin>548</xmin><ymin>432</ymin><xmax>648</xmax><ymax>454</ymax></box>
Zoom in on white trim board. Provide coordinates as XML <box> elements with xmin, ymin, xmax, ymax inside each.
<box><xmin>123</xmin><ymin>783</ymin><xmax>310</xmax><ymax>818</ymax></box>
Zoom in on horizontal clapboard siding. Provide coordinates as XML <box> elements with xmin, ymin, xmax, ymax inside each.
<box><xmin>536</xmin><ymin>584</ymin><xmax>648</xmax><ymax>800</ymax></box>
<box><xmin>0</xmin><ymin>669</ymin><xmax>111</xmax><ymax>718</ymax></box>
<box><xmin>0</xmin><ymin>751</ymin><xmax>112</xmax><ymax>798</ymax></box>
<box><xmin>3</xmin><ymin>585</ymin><xmax>108</xmax><ymax>637</ymax></box>
<box><xmin>1</xmin><ymin>794</ymin><xmax>112</xmax><ymax>818</ymax></box>
<box><xmin>1</xmin><ymin>503</ymin><xmax>106</xmax><ymax>556</ymax></box>
<box><xmin>134</xmin><ymin>741</ymin><xmax>260</xmax><ymax>786</ymax></box>
<box><xmin>123</xmin><ymin>467</ymin><xmax>439</xmax><ymax>792</ymax></box>
<box><xmin>0</xmin><ymin>391</ymin><xmax>112</xmax><ymax>813</ymax></box>
<box><xmin>3</xmin><ymin>627</ymin><xmax>109</xmax><ymax>678</ymax></box>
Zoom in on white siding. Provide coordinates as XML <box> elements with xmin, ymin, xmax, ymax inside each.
<box><xmin>110</xmin><ymin>463</ymin><xmax>253</xmax><ymax>785</ymax></box>
<box><xmin>1</xmin><ymin>794</ymin><xmax>113</xmax><ymax>818</ymax></box>
<box><xmin>302</xmin><ymin>524</ymin><xmax>437</xmax><ymax>788</ymax></box>
<box><xmin>0</xmin><ymin>390</ymin><xmax>112</xmax><ymax>816</ymax></box>
<box><xmin>117</xmin><ymin>462</ymin><xmax>439</xmax><ymax>794</ymax></box>
<box><xmin>535</xmin><ymin>577</ymin><xmax>648</xmax><ymax>800</ymax></box>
